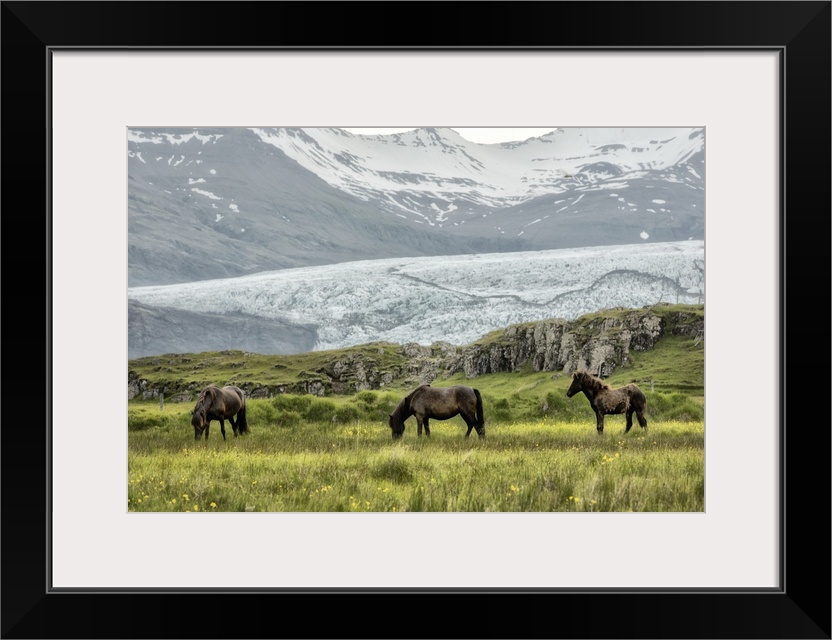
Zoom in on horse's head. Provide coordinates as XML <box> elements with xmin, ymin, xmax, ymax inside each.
<box><xmin>192</xmin><ymin>394</ymin><xmax>210</xmax><ymax>440</ymax></box>
<box><xmin>191</xmin><ymin>408</ymin><xmax>207</xmax><ymax>440</ymax></box>
<box><xmin>388</xmin><ymin>413</ymin><xmax>405</xmax><ymax>440</ymax></box>
<box><xmin>566</xmin><ymin>372</ymin><xmax>583</xmax><ymax>398</ymax></box>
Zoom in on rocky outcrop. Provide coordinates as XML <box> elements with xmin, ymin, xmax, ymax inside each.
<box><xmin>454</xmin><ymin>311</ymin><xmax>670</xmax><ymax>378</ymax></box>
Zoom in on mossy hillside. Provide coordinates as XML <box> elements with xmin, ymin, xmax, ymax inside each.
<box><xmin>129</xmin><ymin>342</ymin><xmax>414</xmax><ymax>396</ymax></box>
<box><xmin>129</xmin><ymin>305</ymin><xmax>704</xmax><ymax>399</ymax></box>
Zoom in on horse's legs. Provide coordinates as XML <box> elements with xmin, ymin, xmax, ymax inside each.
<box><xmin>219</xmin><ymin>419</ymin><xmax>227</xmax><ymax>441</ymax></box>
<box><xmin>229</xmin><ymin>415</ymin><xmax>239</xmax><ymax>437</ymax></box>
<box><xmin>637</xmin><ymin>410</ymin><xmax>648</xmax><ymax>432</ymax></box>
<box><xmin>463</xmin><ymin>413</ymin><xmax>483</xmax><ymax>439</ymax></box>
<box><xmin>625</xmin><ymin>408</ymin><xmax>634</xmax><ymax>434</ymax></box>
<box><xmin>423</xmin><ymin>417</ymin><xmax>430</xmax><ymax>437</ymax></box>
<box><xmin>204</xmin><ymin>423</ymin><xmax>210</xmax><ymax>440</ymax></box>
<box><xmin>416</xmin><ymin>416</ymin><xmax>423</xmax><ymax>437</ymax></box>
<box><xmin>595</xmin><ymin>410</ymin><xmax>605</xmax><ymax>435</ymax></box>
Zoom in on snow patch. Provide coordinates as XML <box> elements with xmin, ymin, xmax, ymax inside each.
<box><xmin>128</xmin><ymin>130</ymin><xmax>224</xmax><ymax>145</ymax></box>
<box><xmin>192</xmin><ymin>188</ymin><xmax>222</xmax><ymax>200</ymax></box>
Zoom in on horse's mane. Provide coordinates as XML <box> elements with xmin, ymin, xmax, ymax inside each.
<box><xmin>194</xmin><ymin>385</ymin><xmax>219</xmax><ymax>414</ymax></box>
<box><xmin>391</xmin><ymin>384</ymin><xmax>430</xmax><ymax>422</ymax></box>
<box><xmin>406</xmin><ymin>384</ymin><xmax>431</xmax><ymax>401</ymax></box>
<box><xmin>574</xmin><ymin>370</ymin><xmax>610</xmax><ymax>392</ymax></box>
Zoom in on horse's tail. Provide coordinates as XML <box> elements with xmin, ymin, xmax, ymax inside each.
<box><xmin>629</xmin><ymin>385</ymin><xmax>648</xmax><ymax>414</ymax></box>
<box><xmin>632</xmin><ymin>385</ymin><xmax>648</xmax><ymax>430</ymax></box>
<box><xmin>473</xmin><ymin>388</ymin><xmax>485</xmax><ymax>428</ymax></box>
<box><xmin>237</xmin><ymin>393</ymin><xmax>249</xmax><ymax>434</ymax></box>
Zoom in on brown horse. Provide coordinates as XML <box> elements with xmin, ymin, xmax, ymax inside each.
<box><xmin>191</xmin><ymin>384</ymin><xmax>249</xmax><ymax>441</ymax></box>
<box><xmin>388</xmin><ymin>384</ymin><xmax>485</xmax><ymax>440</ymax></box>
<box><xmin>565</xmin><ymin>371</ymin><xmax>648</xmax><ymax>435</ymax></box>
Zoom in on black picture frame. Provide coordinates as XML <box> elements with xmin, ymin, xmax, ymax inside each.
<box><xmin>3</xmin><ymin>2</ymin><xmax>829</xmax><ymax>638</ymax></box>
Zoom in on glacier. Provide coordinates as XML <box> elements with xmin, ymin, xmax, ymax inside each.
<box><xmin>128</xmin><ymin>240</ymin><xmax>704</xmax><ymax>353</ymax></box>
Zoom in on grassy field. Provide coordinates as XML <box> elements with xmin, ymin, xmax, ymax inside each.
<box><xmin>128</xmin><ymin>311</ymin><xmax>705</xmax><ymax>513</ymax></box>
<box><xmin>128</xmin><ymin>391</ymin><xmax>704</xmax><ymax>513</ymax></box>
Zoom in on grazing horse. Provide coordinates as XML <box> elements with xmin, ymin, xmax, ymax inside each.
<box><xmin>565</xmin><ymin>371</ymin><xmax>648</xmax><ymax>435</ymax></box>
<box><xmin>388</xmin><ymin>384</ymin><xmax>485</xmax><ymax>440</ymax></box>
<box><xmin>191</xmin><ymin>384</ymin><xmax>249</xmax><ymax>441</ymax></box>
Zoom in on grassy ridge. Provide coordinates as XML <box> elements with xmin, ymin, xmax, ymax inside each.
<box><xmin>128</xmin><ymin>305</ymin><xmax>705</xmax><ymax>397</ymax></box>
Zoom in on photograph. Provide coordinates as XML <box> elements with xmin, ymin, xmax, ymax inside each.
<box><xmin>126</xmin><ymin>125</ymin><xmax>706</xmax><ymax>513</ymax></box>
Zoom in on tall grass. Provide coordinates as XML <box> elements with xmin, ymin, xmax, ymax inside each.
<box><xmin>128</xmin><ymin>406</ymin><xmax>704</xmax><ymax>513</ymax></box>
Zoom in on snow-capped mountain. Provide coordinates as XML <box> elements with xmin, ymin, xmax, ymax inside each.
<box><xmin>128</xmin><ymin>240</ymin><xmax>704</xmax><ymax>359</ymax></box>
<box><xmin>251</xmin><ymin>127</ymin><xmax>703</xmax><ymax>221</ymax></box>
<box><xmin>127</xmin><ymin>127</ymin><xmax>704</xmax><ymax>286</ymax></box>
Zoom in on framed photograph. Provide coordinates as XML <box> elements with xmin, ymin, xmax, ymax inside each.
<box><xmin>5</xmin><ymin>1</ymin><xmax>829</xmax><ymax>638</ymax></box>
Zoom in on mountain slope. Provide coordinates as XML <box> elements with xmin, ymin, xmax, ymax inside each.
<box><xmin>128</xmin><ymin>127</ymin><xmax>704</xmax><ymax>286</ymax></box>
<box><xmin>127</xmin><ymin>128</ymin><xmax>522</xmax><ymax>286</ymax></box>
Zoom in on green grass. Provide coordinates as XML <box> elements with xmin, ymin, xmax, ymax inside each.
<box><xmin>128</xmin><ymin>400</ymin><xmax>704</xmax><ymax>513</ymax></box>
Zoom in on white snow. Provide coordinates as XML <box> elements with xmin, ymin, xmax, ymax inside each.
<box><xmin>640</xmin><ymin>231</ymin><xmax>650</xmax><ymax>239</ymax></box>
<box><xmin>192</xmin><ymin>188</ymin><xmax>222</xmax><ymax>200</ymax></box>
<box><xmin>652</xmin><ymin>199</ymin><xmax>667</xmax><ymax>204</ymax></box>
<box><xmin>189</xmin><ymin>178</ymin><xmax>206</xmax><ymax>185</ymax></box>
<box><xmin>127</xmin><ymin>130</ymin><xmax>224</xmax><ymax>145</ymax></box>
<box><xmin>210</xmin><ymin>169</ymin><xmax>217</xmax><ymax>175</ymax></box>
<box><xmin>215</xmin><ymin>214</ymin><xmax>224</xmax><ymax>222</ymax></box>
<box><xmin>229</xmin><ymin>204</ymin><xmax>239</xmax><ymax>212</ymax></box>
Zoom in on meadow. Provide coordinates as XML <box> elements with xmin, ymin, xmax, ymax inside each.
<box><xmin>128</xmin><ymin>379</ymin><xmax>705</xmax><ymax>513</ymax></box>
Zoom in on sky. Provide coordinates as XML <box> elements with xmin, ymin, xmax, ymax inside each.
<box><xmin>342</xmin><ymin>128</ymin><xmax>558</xmax><ymax>144</ymax></box>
